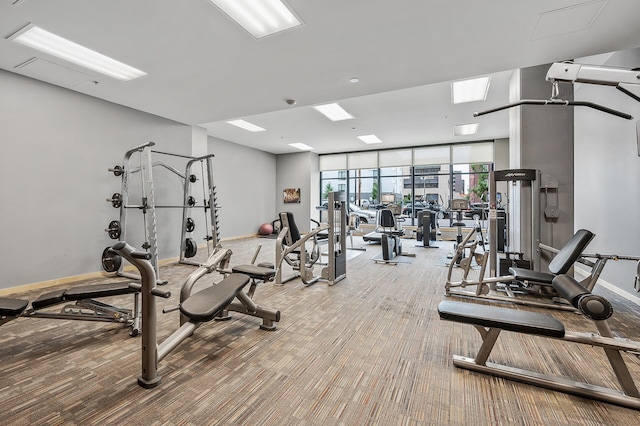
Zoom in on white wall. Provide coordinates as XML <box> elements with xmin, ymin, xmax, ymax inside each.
<box><xmin>574</xmin><ymin>49</ymin><xmax>640</xmax><ymax>296</ymax></box>
<box><xmin>207</xmin><ymin>136</ymin><xmax>276</xmax><ymax>238</ymax></box>
<box><xmin>0</xmin><ymin>70</ymin><xmax>277</xmax><ymax>289</ymax></box>
<box><xmin>276</xmin><ymin>152</ymin><xmax>315</xmax><ymax>232</ymax></box>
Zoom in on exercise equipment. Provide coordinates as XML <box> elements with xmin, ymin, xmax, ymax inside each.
<box><xmin>415</xmin><ymin>209</ymin><xmax>438</xmax><ymax>248</ymax></box>
<box><xmin>0</xmin><ymin>281</ymin><xmax>141</xmax><ymax>335</ymax></box>
<box><xmin>488</xmin><ymin>169</ymin><xmax>541</xmax><ymax>278</ymax></box>
<box><xmin>476</xmin><ymin>61</ymin><xmax>640</xmax><ymax>120</ymax></box>
<box><xmin>274</xmin><ymin>191</ymin><xmax>347</xmax><ymax>285</ymax></box>
<box><xmin>438</xmin><ymin>273</ymin><xmax>640</xmax><ymax>410</ymax></box>
<box><xmin>259</xmin><ymin>223</ymin><xmax>273</xmax><ymax>235</ymax></box>
<box><xmin>274</xmin><ymin>211</ymin><xmax>325</xmax><ymax>285</ymax></box>
<box><xmin>445</xmin><ymin>228</ymin><xmax>595</xmax><ymax>311</ymax></box>
<box><xmin>109</xmin><ymin>241</ymin><xmax>280</xmax><ymax>388</ymax></box>
<box><xmin>367</xmin><ymin>209</ymin><xmax>415</xmax><ymax>264</ymax></box>
<box><xmin>104</xmin><ymin>142</ymin><xmax>221</xmax><ymax>282</ymax></box>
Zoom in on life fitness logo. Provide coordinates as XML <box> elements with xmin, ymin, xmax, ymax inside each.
<box><xmin>504</xmin><ymin>172</ymin><xmax>527</xmax><ymax>178</ymax></box>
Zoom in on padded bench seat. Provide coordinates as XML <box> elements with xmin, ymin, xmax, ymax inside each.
<box><xmin>65</xmin><ymin>282</ymin><xmax>138</xmax><ymax>300</ymax></box>
<box><xmin>438</xmin><ymin>300</ymin><xmax>565</xmax><ymax>338</ymax></box>
<box><xmin>508</xmin><ymin>267</ymin><xmax>554</xmax><ymax>285</ymax></box>
<box><xmin>180</xmin><ymin>273</ymin><xmax>250</xmax><ymax>323</ymax></box>
<box><xmin>231</xmin><ymin>264</ymin><xmax>276</xmax><ymax>281</ymax></box>
<box><xmin>0</xmin><ymin>297</ymin><xmax>29</xmax><ymax>317</ymax></box>
<box><xmin>31</xmin><ymin>282</ymin><xmax>139</xmax><ymax>310</ymax></box>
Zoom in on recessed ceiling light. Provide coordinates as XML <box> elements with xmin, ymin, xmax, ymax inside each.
<box><xmin>451</xmin><ymin>76</ymin><xmax>491</xmax><ymax>104</ymax></box>
<box><xmin>358</xmin><ymin>134</ymin><xmax>382</xmax><ymax>144</ymax></box>
<box><xmin>209</xmin><ymin>0</ymin><xmax>302</xmax><ymax>38</ymax></box>
<box><xmin>349</xmin><ymin>77</ymin><xmax>360</xmax><ymax>83</ymax></box>
<box><xmin>288</xmin><ymin>143</ymin><xmax>314</xmax><ymax>150</ymax></box>
<box><xmin>227</xmin><ymin>119</ymin><xmax>266</xmax><ymax>132</ymax></box>
<box><xmin>453</xmin><ymin>123</ymin><xmax>479</xmax><ymax>136</ymax></box>
<box><xmin>7</xmin><ymin>23</ymin><xmax>147</xmax><ymax>81</ymax></box>
<box><xmin>313</xmin><ymin>103</ymin><xmax>354</xmax><ymax>121</ymax></box>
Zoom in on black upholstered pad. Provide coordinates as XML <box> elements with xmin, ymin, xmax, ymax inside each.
<box><xmin>31</xmin><ymin>289</ymin><xmax>67</xmax><ymax>310</ymax></box>
<box><xmin>548</xmin><ymin>229</ymin><xmax>594</xmax><ymax>274</ymax></box>
<box><xmin>508</xmin><ymin>267</ymin><xmax>554</xmax><ymax>285</ymax></box>
<box><xmin>231</xmin><ymin>265</ymin><xmax>276</xmax><ymax>280</ymax></box>
<box><xmin>65</xmin><ymin>282</ymin><xmax>138</xmax><ymax>300</ymax></box>
<box><xmin>0</xmin><ymin>297</ymin><xmax>29</xmax><ymax>316</ymax></box>
<box><xmin>438</xmin><ymin>301</ymin><xmax>565</xmax><ymax>338</ymax></box>
<box><xmin>180</xmin><ymin>273</ymin><xmax>250</xmax><ymax>323</ymax></box>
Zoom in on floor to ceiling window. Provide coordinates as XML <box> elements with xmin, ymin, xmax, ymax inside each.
<box><xmin>319</xmin><ymin>141</ymin><xmax>496</xmax><ymax>226</ymax></box>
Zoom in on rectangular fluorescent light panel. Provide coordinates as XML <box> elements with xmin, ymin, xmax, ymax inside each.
<box><xmin>453</xmin><ymin>123</ymin><xmax>479</xmax><ymax>136</ymax></box>
<box><xmin>288</xmin><ymin>143</ymin><xmax>314</xmax><ymax>150</ymax></box>
<box><xmin>227</xmin><ymin>119</ymin><xmax>266</xmax><ymax>132</ymax></box>
<box><xmin>358</xmin><ymin>135</ymin><xmax>382</xmax><ymax>144</ymax></box>
<box><xmin>451</xmin><ymin>76</ymin><xmax>491</xmax><ymax>104</ymax></box>
<box><xmin>210</xmin><ymin>0</ymin><xmax>302</xmax><ymax>38</ymax></box>
<box><xmin>313</xmin><ymin>103</ymin><xmax>355</xmax><ymax>121</ymax></box>
<box><xmin>8</xmin><ymin>23</ymin><xmax>147</xmax><ymax>81</ymax></box>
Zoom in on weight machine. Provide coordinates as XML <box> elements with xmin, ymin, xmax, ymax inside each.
<box><xmin>475</xmin><ymin>61</ymin><xmax>640</xmax><ymax>119</ymax></box>
<box><xmin>102</xmin><ymin>142</ymin><xmax>220</xmax><ymax>282</ymax></box>
<box><xmin>274</xmin><ymin>191</ymin><xmax>347</xmax><ymax>285</ymax></box>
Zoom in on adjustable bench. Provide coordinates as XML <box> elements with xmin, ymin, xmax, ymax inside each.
<box><xmin>445</xmin><ymin>229</ymin><xmax>596</xmax><ymax>311</ymax></box>
<box><xmin>438</xmin><ymin>274</ymin><xmax>640</xmax><ymax>410</ymax></box>
<box><xmin>180</xmin><ymin>273</ymin><xmax>251</xmax><ymax>322</ymax></box>
<box><xmin>0</xmin><ymin>282</ymin><xmax>141</xmax><ymax>335</ymax></box>
<box><xmin>508</xmin><ymin>228</ymin><xmax>594</xmax><ymax>288</ymax></box>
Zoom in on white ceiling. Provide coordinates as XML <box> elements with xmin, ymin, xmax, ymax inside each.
<box><xmin>1</xmin><ymin>0</ymin><xmax>639</xmax><ymax>154</ymax></box>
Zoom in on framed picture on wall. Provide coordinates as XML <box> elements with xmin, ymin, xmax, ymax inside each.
<box><xmin>283</xmin><ymin>188</ymin><xmax>301</xmax><ymax>203</ymax></box>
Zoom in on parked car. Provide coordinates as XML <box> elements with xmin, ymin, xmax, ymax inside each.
<box><xmin>402</xmin><ymin>202</ymin><xmax>427</xmax><ymax>218</ymax></box>
<box><xmin>403</xmin><ymin>202</ymin><xmax>448</xmax><ymax>219</ymax></box>
<box><xmin>316</xmin><ymin>202</ymin><xmax>377</xmax><ymax>223</ymax></box>
<box><xmin>464</xmin><ymin>203</ymin><xmax>504</xmax><ymax>220</ymax></box>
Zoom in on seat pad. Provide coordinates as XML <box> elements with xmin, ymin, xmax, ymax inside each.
<box><xmin>231</xmin><ymin>265</ymin><xmax>275</xmax><ymax>280</ymax></box>
<box><xmin>0</xmin><ymin>297</ymin><xmax>29</xmax><ymax>316</ymax></box>
<box><xmin>438</xmin><ymin>300</ymin><xmax>565</xmax><ymax>338</ymax></box>
<box><xmin>180</xmin><ymin>274</ymin><xmax>250</xmax><ymax>322</ymax></box>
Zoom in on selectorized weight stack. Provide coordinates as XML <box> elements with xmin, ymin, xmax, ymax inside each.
<box><xmin>488</xmin><ymin>169</ymin><xmax>540</xmax><ymax>279</ymax></box>
<box><xmin>102</xmin><ymin>142</ymin><xmax>221</xmax><ymax>281</ymax></box>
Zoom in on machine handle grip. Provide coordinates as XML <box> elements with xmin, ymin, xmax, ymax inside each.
<box><xmin>151</xmin><ymin>288</ymin><xmax>171</xmax><ymax>298</ymax></box>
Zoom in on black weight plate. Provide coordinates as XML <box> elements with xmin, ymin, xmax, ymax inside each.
<box><xmin>111</xmin><ymin>193</ymin><xmax>122</xmax><ymax>208</ymax></box>
<box><xmin>108</xmin><ymin>220</ymin><xmax>121</xmax><ymax>239</ymax></box>
<box><xmin>185</xmin><ymin>217</ymin><xmax>195</xmax><ymax>232</ymax></box>
<box><xmin>113</xmin><ymin>165</ymin><xmax>123</xmax><ymax>176</ymax></box>
<box><xmin>101</xmin><ymin>247</ymin><xmax>122</xmax><ymax>272</ymax></box>
<box><xmin>189</xmin><ymin>174</ymin><xmax>197</xmax><ymax>183</ymax></box>
<box><xmin>185</xmin><ymin>238</ymin><xmax>197</xmax><ymax>258</ymax></box>
<box><xmin>187</xmin><ymin>196</ymin><xmax>196</xmax><ymax>206</ymax></box>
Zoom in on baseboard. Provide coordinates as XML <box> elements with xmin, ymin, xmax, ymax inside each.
<box><xmin>574</xmin><ymin>265</ymin><xmax>640</xmax><ymax>306</ymax></box>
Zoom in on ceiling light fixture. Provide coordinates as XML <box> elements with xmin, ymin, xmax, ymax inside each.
<box><xmin>209</xmin><ymin>0</ymin><xmax>302</xmax><ymax>38</ymax></box>
<box><xmin>349</xmin><ymin>77</ymin><xmax>360</xmax><ymax>83</ymax></box>
<box><xmin>313</xmin><ymin>103</ymin><xmax>355</xmax><ymax>121</ymax></box>
<box><xmin>7</xmin><ymin>23</ymin><xmax>147</xmax><ymax>81</ymax></box>
<box><xmin>288</xmin><ymin>143</ymin><xmax>314</xmax><ymax>150</ymax></box>
<box><xmin>451</xmin><ymin>76</ymin><xmax>491</xmax><ymax>104</ymax></box>
<box><xmin>227</xmin><ymin>119</ymin><xmax>266</xmax><ymax>132</ymax></box>
<box><xmin>453</xmin><ymin>123</ymin><xmax>480</xmax><ymax>136</ymax></box>
<box><xmin>358</xmin><ymin>134</ymin><xmax>382</xmax><ymax>144</ymax></box>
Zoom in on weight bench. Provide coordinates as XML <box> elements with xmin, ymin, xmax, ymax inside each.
<box><xmin>180</xmin><ymin>274</ymin><xmax>251</xmax><ymax>322</ymax></box>
<box><xmin>110</xmin><ymin>241</ymin><xmax>281</xmax><ymax>388</ymax></box>
<box><xmin>438</xmin><ymin>274</ymin><xmax>640</xmax><ymax>410</ymax></box>
<box><xmin>445</xmin><ymin>228</ymin><xmax>596</xmax><ymax>311</ymax></box>
<box><xmin>508</xmin><ymin>228</ymin><xmax>594</xmax><ymax>290</ymax></box>
<box><xmin>0</xmin><ymin>282</ymin><xmax>141</xmax><ymax>335</ymax></box>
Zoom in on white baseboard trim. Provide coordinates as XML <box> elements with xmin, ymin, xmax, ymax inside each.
<box><xmin>575</xmin><ymin>265</ymin><xmax>640</xmax><ymax>306</ymax></box>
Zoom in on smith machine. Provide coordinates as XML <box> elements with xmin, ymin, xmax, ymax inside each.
<box><xmin>101</xmin><ymin>142</ymin><xmax>220</xmax><ymax>282</ymax></box>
